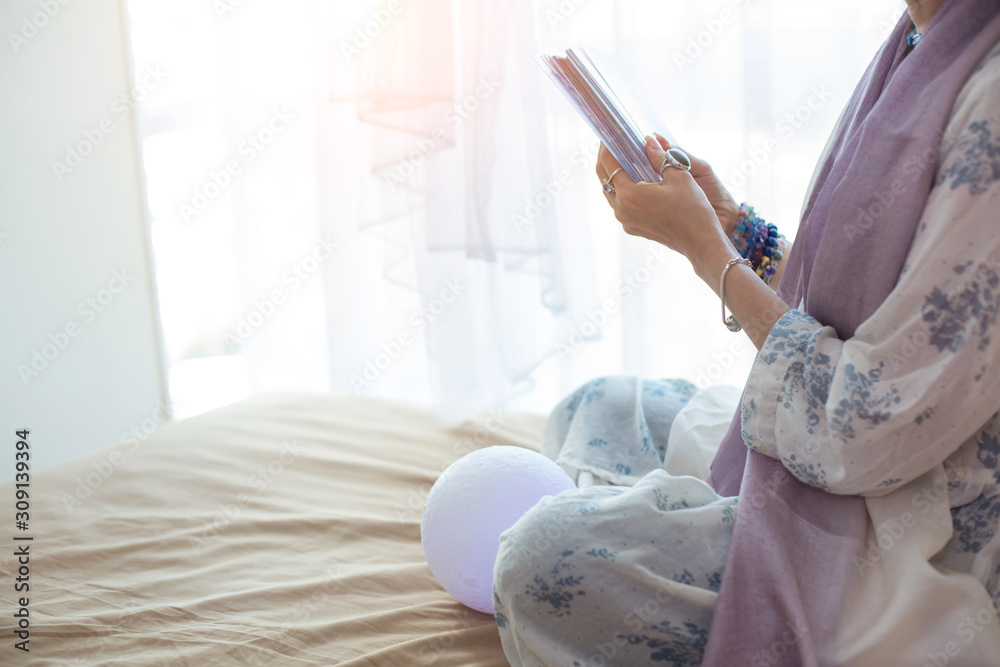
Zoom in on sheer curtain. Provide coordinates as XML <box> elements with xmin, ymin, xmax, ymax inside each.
<box><xmin>124</xmin><ymin>0</ymin><xmax>905</xmax><ymax>421</ymax></box>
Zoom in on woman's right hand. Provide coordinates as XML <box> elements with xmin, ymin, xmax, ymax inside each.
<box><xmin>652</xmin><ymin>133</ymin><xmax>739</xmax><ymax>238</ymax></box>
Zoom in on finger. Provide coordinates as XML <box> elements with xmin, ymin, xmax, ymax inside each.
<box><xmin>643</xmin><ymin>135</ymin><xmax>669</xmax><ymax>180</ymax></box>
<box><xmin>597</xmin><ymin>143</ymin><xmax>630</xmax><ymax>189</ymax></box>
<box><xmin>595</xmin><ymin>159</ymin><xmax>616</xmax><ymax>207</ymax></box>
<box><xmin>653</xmin><ymin>132</ymin><xmax>673</xmax><ymax>151</ymax></box>
<box><xmin>654</xmin><ymin>132</ymin><xmax>691</xmax><ymax>158</ymax></box>
<box><xmin>595</xmin><ymin>159</ymin><xmax>608</xmax><ymax>183</ymax></box>
<box><xmin>654</xmin><ymin>132</ymin><xmax>707</xmax><ymax>173</ymax></box>
<box><xmin>599</xmin><ymin>172</ymin><xmax>617</xmax><ymax>208</ymax></box>
<box><xmin>595</xmin><ymin>142</ymin><xmax>612</xmax><ymax>184</ymax></box>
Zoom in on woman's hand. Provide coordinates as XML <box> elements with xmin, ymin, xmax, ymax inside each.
<box><xmin>650</xmin><ymin>133</ymin><xmax>740</xmax><ymax>238</ymax></box>
<box><xmin>595</xmin><ymin>136</ymin><xmax>728</xmax><ymax>264</ymax></box>
<box><xmin>596</xmin><ymin>135</ymin><xmax>791</xmax><ymax>350</ymax></box>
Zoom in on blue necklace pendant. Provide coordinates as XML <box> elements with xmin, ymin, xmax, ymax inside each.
<box><xmin>907</xmin><ymin>28</ymin><xmax>922</xmax><ymax>47</ymax></box>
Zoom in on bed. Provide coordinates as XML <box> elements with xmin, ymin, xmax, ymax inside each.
<box><xmin>0</xmin><ymin>394</ymin><xmax>544</xmax><ymax>665</ymax></box>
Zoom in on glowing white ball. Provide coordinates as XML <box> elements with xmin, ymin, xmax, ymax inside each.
<box><xmin>421</xmin><ymin>445</ymin><xmax>576</xmax><ymax>614</ymax></box>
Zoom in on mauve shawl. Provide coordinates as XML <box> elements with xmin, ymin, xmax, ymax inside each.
<box><xmin>703</xmin><ymin>2</ymin><xmax>1000</xmax><ymax>665</ymax></box>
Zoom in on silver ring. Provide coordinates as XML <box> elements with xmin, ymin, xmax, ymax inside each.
<box><xmin>602</xmin><ymin>167</ymin><xmax>625</xmax><ymax>194</ymax></box>
<box><xmin>659</xmin><ymin>148</ymin><xmax>692</xmax><ymax>174</ymax></box>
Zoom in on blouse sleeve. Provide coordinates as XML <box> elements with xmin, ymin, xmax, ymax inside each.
<box><xmin>740</xmin><ymin>53</ymin><xmax>1000</xmax><ymax>497</ymax></box>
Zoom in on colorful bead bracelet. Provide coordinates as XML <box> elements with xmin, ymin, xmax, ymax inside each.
<box><xmin>729</xmin><ymin>202</ymin><xmax>786</xmax><ymax>287</ymax></box>
<box><xmin>721</xmin><ymin>202</ymin><xmax>788</xmax><ymax>332</ymax></box>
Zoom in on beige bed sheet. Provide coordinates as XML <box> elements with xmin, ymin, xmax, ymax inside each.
<box><xmin>0</xmin><ymin>394</ymin><xmax>546</xmax><ymax>665</ymax></box>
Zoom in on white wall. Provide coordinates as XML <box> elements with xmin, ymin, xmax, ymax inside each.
<box><xmin>0</xmin><ymin>0</ymin><xmax>167</xmax><ymax>484</ymax></box>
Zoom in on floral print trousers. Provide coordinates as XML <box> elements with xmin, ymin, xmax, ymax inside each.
<box><xmin>493</xmin><ymin>376</ymin><xmax>738</xmax><ymax>667</ymax></box>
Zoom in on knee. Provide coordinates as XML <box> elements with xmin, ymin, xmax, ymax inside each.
<box><xmin>571</xmin><ymin>375</ymin><xmax>630</xmax><ymax>398</ymax></box>
<box><xmin>558</xmin><ymin>375</ymin><xmax>638</xmax><ymax>418</ymax></box>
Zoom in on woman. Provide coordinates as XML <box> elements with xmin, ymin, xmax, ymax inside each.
<box><xmin>493</xmin><ymin>0</ymin><xmax>1000</xmax><ymax>665</ymax></box>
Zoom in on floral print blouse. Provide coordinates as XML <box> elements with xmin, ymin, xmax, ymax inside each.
<box><xmin>740</xmin><ymin>43</ymin><xmax>1000</xmax><ymax>606</ymax></box>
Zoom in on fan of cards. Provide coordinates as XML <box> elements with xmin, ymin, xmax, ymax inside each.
<box><xmin>534</xmin><ymin>47</ymin><xmax>662</xmax><ymax>184</ymax></box>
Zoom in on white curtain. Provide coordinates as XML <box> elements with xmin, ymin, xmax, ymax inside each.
<box><xmin>124</xmin><ymin>0</ymin><xmax>905</xmax><ymax>421</ymax></box>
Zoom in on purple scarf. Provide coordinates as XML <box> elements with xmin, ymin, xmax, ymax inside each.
<box><xmin>703</xmin><ymin>3</ymin><xmax>1000</xmax><ymax>665</ymax></box>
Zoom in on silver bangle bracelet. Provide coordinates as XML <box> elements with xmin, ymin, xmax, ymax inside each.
<box><xmin>720</xmin><ymin>257</ymin><xmax>752</xmax><ymax>332</ymax></box>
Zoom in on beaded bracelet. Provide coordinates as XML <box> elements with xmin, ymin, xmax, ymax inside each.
<box><xmin>730</xmin><ymin>202</ymin><xmax>756</xmax><ymax>258</ymax></box>
<box><xmin>756</xmin><ymin>236</ymin><xmax>787</xmax><ymax>284</ymax></box>
<box><xmin>729</xmin><ymin>202</ymin><xmax>786</xmax><ymax>286</ymax></box>
<box><xmin>721</xmin><ymin>203</ymin><xmax>788</xmax><ymax>332</ymax></box>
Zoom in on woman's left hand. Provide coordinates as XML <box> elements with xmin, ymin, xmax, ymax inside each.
<box><xmin>596</xmin><ymin>136</ymin><xmax>726</xmax><ymax>264</ymax></box>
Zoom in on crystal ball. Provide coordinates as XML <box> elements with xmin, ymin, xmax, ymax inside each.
<box><xmin>421</xmin><ymin>445</ymin><xmax>576</xmax><ymax>614</ymax></box>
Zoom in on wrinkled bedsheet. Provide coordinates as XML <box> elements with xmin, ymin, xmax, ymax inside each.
<box><xmin>0</xmin><ymin>394</ymin><xmax>544</xmax><ymax>665</ymax></box>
